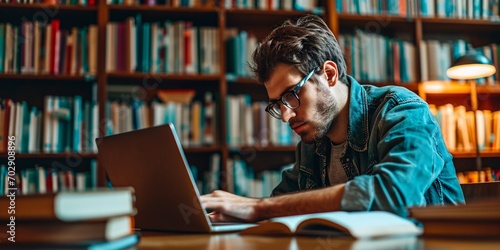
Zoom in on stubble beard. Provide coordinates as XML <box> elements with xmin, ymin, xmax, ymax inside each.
<box><xmin>299</xmin><ymin>88</ymin><xmax>336</xmax><ymax>144</ymax></box>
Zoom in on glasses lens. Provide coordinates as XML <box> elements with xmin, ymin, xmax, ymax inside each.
<box><xmin>269</xmin><ymin>103</ymin><xmax>282</xmax><ymax>119</ymax></box>
<box><xmin>282</xmin><ymin>92</ymin><xmax>299</xmax><ymax>109</ymax></box>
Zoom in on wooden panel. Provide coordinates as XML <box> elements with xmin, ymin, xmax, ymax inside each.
<box><xmin>461</xmin><ymin>182</ymin><xmax>500</xmax><ymax>203</ymax></box>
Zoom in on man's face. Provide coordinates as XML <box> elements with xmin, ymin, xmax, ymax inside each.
<box><xmin>265</xmin><ymin>64</ymin><xmax>338</xmax><ymax>144</ymax></box>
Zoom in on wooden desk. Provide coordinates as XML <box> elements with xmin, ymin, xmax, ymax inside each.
<box><xmin>137</xmin><ymin>232</ymin><xmax>500</xmax><ymax>250</ymax></box>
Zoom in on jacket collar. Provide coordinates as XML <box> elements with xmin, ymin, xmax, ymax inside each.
<box><xmin>346</xmin><ymin>75</ymin><xmax>369</xmax><ymax>152</ymax></box>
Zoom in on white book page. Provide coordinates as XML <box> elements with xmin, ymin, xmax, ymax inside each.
<box><xmin>321</xmin><ymin>211</ymin><xmax>422</xmax><ymax>239</ymax></box>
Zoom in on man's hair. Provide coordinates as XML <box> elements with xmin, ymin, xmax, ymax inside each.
<box><xmin>251</xmin><ymin>14</ymin><xmax>347</xmax><ymax>84</ymax></box>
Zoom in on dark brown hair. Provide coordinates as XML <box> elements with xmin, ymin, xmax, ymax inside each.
<box><xmin>251</xmin><ymin>14</ymin><xmax>347</xmax><ymax>84</ymax></box>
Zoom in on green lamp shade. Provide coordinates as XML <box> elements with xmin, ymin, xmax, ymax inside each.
<box><xmin>446</xmin><ymin>53</ymin><xmax>496</xmax><ymax>80</ymax></box>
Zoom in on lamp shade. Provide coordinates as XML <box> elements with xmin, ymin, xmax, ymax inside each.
<box><xmin>446</xmin><ymin>53</ymin><xmax>496</xmax><ymax>80</ymax></box>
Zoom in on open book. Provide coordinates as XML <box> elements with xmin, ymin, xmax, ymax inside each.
<box><xmin>240</xmin><ymin>211</ymin><xmax>422</xmax><ymax>238</ymax></box>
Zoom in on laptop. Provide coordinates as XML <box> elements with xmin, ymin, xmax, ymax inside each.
<box><xmin>96</xmin><ymin>123</ymin><xmax>254</xmax><ymax>233</ymax></box>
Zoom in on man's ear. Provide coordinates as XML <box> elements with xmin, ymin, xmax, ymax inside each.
<box><xmin>322</xmin><ymin>61</ymin><xmax>338</xmax><ymax>87</ymax></box>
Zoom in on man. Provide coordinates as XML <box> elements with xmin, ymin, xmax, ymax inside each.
<box><xmin>201</xmin><ymin>15</ymin><xmax>464</xmax><ymax>222</ymax></box>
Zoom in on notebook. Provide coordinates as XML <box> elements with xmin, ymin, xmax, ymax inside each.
<box><xmin>96</xmin><ymin>123</ymin><xmax>254</xmax><ymax>233</ymax></box>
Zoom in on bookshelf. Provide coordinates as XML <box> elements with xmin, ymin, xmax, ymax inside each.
<box><xmin>1</xmin><ymin>0</ymin><xmax>499</xmax><ymax>194</ymax></box>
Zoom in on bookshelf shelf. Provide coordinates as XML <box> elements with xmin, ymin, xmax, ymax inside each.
<box><xmin>477</xmin><ymin>85</ymin><xmax>500</xmax><ymax>94</ymax></box>
<box><xmin>451</xmin><ymin>152</ymin><xmax>479</xmax><ymax>159</ymax></box>
<box><xmin>0</xmin><ymin>74</ymin><xmax>96</xmax><ymax>81</ymax></box>
<box><xmin>0</xmin><ymin>3</ymin><xmax>98</xmax><ymax>21</ymax></box>
<box><xmin>226</xmin><ymin>9</ymin><xmax>314</xmax><ymax>15</ymax></box>
<box><xmin>0</xmin><ymin>153</ymin><xmax>98</xmax><ymax>159</ymax></box>
<box><xmin>0</xmin><ymin>3</ymin><xmax>98</xmax><ymax>12</ymax></box>
<box><xmin>337</xmin><ymin>14</ymin><xmax>416</xmax><ymax>34</ymax></box>
<box><xmin>107</xmin><ymin>5</ymin><xmax>219</xmax><ymax>23</ymax></box>
<box><xmin>420</xmin><ymin>81</ymin><xmax>472</xmax><ymax>94</ymax></box>
<box><xmin>226</xmin><ymin>9</ymin><xmax>316</xmax><ymax>27</ymax></box>
<box><xmin>227</xmin><ymin>77</ymin><xmax>259</xmax><ymax>85</ymax></box>
<box><xmin>479</xmin><ymin>150</ymin><xmax>500</xmax><ymax>158</ymax></box>
<box><xmin>420</xmin><ymin>18</ymin><xmax>500</xmax><ymax>38</ymax></box>
<box><xmin>338</xmin><ymin>13</ymin><xmax>414</xmax><ymax>23</ymax></box>
<box><xmin>107</xmin><ymin>72</ymin><xmax>221</xmax><ymax>83</ymax></box>
<box><xmin>420</xmin><ymin>17</ymin><xmax>500</xmax><ymax>27</ymax></box>
<box><xmin>184</xmin><ymin>146</ymin><xmax>222</xmax><ymax>154</ymax></box>
<box><xmin>107</xmin><ymin>5</ymin><xmax>219</xmax><ymax>13</ymax></box>
<box><xmin>234</xmin><ymin>145</ymin><xmax>296</xmax><ymax>152</ymax></box>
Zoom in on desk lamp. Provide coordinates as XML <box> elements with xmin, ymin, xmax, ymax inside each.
<box><xmin>446</xmin><ymin>49</ymin><xmax>497</xmax><ymax>179</ymax></box>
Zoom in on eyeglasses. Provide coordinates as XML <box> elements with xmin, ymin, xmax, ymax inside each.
<box><xmin>265</xmin><ymin>69</ymin><xmax>316</xmax><ymax>119</ymax></box>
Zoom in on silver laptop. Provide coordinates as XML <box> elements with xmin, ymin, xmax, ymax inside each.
<box><xmin>96</xmin><ymin>123</ymin><xmax>253</xmax><ymax>233</ymax></box>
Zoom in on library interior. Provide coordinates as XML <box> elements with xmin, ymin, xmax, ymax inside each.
<box><xmin>0</xmin><ymin>0</ymin><xmax>500</xmax><ymax>249</ymax></box>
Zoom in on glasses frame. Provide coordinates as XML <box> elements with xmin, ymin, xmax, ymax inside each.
<box><xmin>265</xmin><ymin>69</ymin><xmax>316</xmax><ymax>119</ymax></box>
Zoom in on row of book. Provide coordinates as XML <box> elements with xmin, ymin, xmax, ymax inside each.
<box><xmin>430</xmin><ymin>104</ymin><xmax>500</xmax><ymax>152</ymax></box>
<box><xmin>457</xmin><ymin>167</ymin><xmax>500</xmax><ymax>183</ymax></box>
<box><xmin>0</xmin><ymin>96</ymin><xmax>99</xmax><ymax>154</ymax></box>
<box><xmin>420</xmin><ymin>40</ymin><xmax>498</xmax><ymax>84</ymax></box>
<box><xmin>106</xmin><ymin>16</ymin><xmax>220</xmax><ymax>74</ymax></box>
<box><xmin>225</xmin><ymin>29</ymin><xmax>257</xmax><ymax>78</ymax></box>
<box><xmin>0</xmin><ymin>160</ymin><xmax>98</xmax><ymax>196</ymax></box>
<box><xmin>419</xmin><ymin>0</ymin><xmax>500</xmax><ymax>19</ymax></box>
<box><xmin>189</xmin><ymin>153</ymin><xmax>220</xmax><ymax>194</ymax></box>
<box><xmin>0</xmin><ymin>187</ymin><xmax>138</xmax><ymax>248</ymax></box>
<box><xmin>337</xmin><ymin>0</ymin><xmax>500</xmax><ymax>20</ymax></box>
<box><xmin>188</xmin><ymin>153</ymin><xmax>287</xmax><ymax>198</ymax></box>
<box><xmin>226</xmin><ymin>156</ymin><xmax>289</xmax><ymax>198</ymax></box>
<box><xmin>337</xmin><ymin>0</ymin><xmax>419</xmax><ymax>17</ymax></box>
<box><xmin>181</xmin><ymin>153</ymin><xmax>283</xmax><ymax>197</ymax></box>
<box><xmin>226</xmin><ymin>94</ymin><xmax>301</xmax><ymax>148</ymax></box>
<box><xmin>107</xmin><ymin>90</ymin><xmax>216</xmax><ymax>147</ymax></box>
<box><xmin>339</xmin><ymin>30</ymin><xmax>417</xmax><ymax>83</ymax></box>
<box><xmin>0</xmin><ymin>0</ymin><xmax>96</xmax><ymax>5</ymax></box>
<box><xmin>225</xmin><ymin>0</ymin><xmax>319</xmax><ymax>11</ymax></box>
<box><xmin>0</xmin><ymin>21</ymin><xmax>98</xmax><ymax>75</ymax></box>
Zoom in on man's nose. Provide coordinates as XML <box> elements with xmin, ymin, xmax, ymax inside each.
<box><xmin>280</xmin><ymin>105</ymin><xmax>295</xmax><ymax>123</ymax></box>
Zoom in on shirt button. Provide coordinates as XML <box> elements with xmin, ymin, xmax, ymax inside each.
<box><xmin>346</xmin><ymin>158</ymin><xmax>350</xmax><ymax>162</ymax></box>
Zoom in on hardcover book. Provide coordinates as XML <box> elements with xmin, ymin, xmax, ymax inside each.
<box><xmin>0</xmin><ymin>187</ymin><xmax>135</xmax><ymax>221</ymax></box>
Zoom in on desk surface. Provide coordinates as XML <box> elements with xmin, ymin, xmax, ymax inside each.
<box><xmin>137</xmin><ymin>232</ymin><xmax>500</xmax><ymax>250</ymax></box>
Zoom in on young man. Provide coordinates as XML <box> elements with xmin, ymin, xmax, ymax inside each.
<box><xmin>201</xmin><ymin>15</ymin><xmax>465</xmax><ymax>222</ymax></box>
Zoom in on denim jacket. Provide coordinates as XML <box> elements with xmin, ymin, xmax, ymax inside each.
<box><xmin>271</xmin><ymin>76</ymin><xmax>465</xmax><ymax>216</ymax></box>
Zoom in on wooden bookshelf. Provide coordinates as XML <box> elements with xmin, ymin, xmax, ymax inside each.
<box><xmin>1</xmin><ymin>1</ymin><xmax>499</xmax><ymax>191</ymax></box>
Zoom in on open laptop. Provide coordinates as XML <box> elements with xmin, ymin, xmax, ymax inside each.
<box><xmin>96</xmin><ymin>123</ymin><xmax>254</xmax><ymax>233</ymax></box>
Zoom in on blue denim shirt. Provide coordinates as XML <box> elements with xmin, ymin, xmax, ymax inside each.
<box><xmin>271</xmin><ymin>76</ymin><xmax>465</xmax><ymax>216</ymax></box>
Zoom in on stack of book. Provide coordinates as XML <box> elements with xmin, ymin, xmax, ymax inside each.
<box><xmin>0</xmin><ymin>187</ymin><xmax>138</xmax><ymax>249</ymax></box>
<box><xmin>408</xmin><ymin>200</ymin><xmax>500</xmax><ymax>237</ymax></box>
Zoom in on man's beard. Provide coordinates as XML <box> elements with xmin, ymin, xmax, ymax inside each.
<box><xmin>297</xmin><ymin>88</ymin><xmax>336</xmax><ymax>144</ymax></box>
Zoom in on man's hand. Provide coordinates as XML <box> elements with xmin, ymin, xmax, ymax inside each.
<box><xmin>201</xmin><ymin>190</ymin><xmax>263</xmax><ymax>222</ymax></box>
<box><xmin>201</xmin><ymin>184</ymin><xmax>345</xmax><ymax>223</ymax></box>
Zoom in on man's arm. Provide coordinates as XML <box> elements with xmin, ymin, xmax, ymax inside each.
<box><xmin>200</xmin><ymin>184</ymin><xmax>345</xmax><ymax>222</ymax></box>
